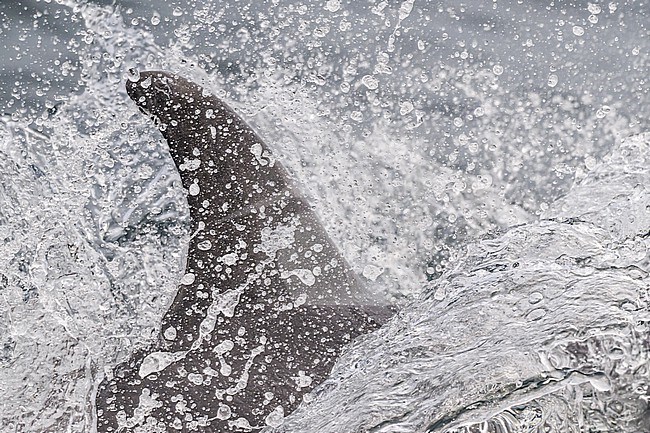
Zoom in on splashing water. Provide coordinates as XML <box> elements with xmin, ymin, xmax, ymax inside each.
<box><xmin>0</xmin><ymin>1</ymin><xmax>648</xmax><ymax>432</ymax></box>
<box><xmin>269</xmin><ymin>133</ymin><xmax>650</xmax><ymax>432</ymax></box>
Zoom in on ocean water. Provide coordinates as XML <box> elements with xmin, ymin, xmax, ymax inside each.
<box><xmin>0</xmin><ymin>1</ymin><xmax>648</xmax><ymax>432</ymax></box>
<box><xmin>272</xmin><ymin>132</ymin><xmax>650</xmax><ymax>432</ymax></box>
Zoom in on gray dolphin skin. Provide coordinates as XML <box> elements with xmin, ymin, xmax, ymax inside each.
<box><xmin>95</xmin><ymin>71</ymin><xmax>395</xmax><ymax>432</ymax></box>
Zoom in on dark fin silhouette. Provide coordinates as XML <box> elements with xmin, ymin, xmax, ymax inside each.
<box><xmin>95</xmin><ymin>71</ymin><xmax>395</xmax><ymax>432</ymax></box>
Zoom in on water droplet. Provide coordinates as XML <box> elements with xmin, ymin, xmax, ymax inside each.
<box><xmin>433</xmin><ymin>285</ymin><xmax>446</xmax><ymax>301</ymax></box>
<box><xmin>362</xmin><ymin>264</ymin><xmax>384</xmax><ymax>281</ymax></box>
<box><xmin>140</xmin><ymin>75</ymin><xmax>152</xmax><ymax>89</ymax></box>
<box><xmin>265</xmin><ymin>406</ymin><xmax>285</xmax><ymax>427</ymax></box>
<box><xmin>294</xmin><ymin>294</ymin><xmax>307</xmax><ymax>307</ymax></box>
<box><xmin>547</xmin><ymin>74</ymin><xmax>559</xmax><ymax>87</ymax></box>
<box><xmin>221</xmin><ymin>253</ymin><xmax>238</xmax><ymax>266</ymax></box>
<box><xmin>361</xmin><ymin>75</ymin><xmax>379</xmax><ymax>90</ymax></box>
<box><xmin>400</xmin><ymin>101</ymin><xmax>414</xmax><ymax>115</ymax></box>
<box><xmin>215</xmin><ymin>340</ymin><xmax>234</xmax><ymax>355</ymax></box>
<box><xmin>492</xmin><ymin>64</ymin><xmax>504</xmax><ymax>76</ymax></box>
<box><xmin>216</xmin><ymin>403</ymin><xmax>231</xmax><ymax>420</ymax></box>
<box><xmin>163</xmin><ymin>326</ymin><xmax>177</xmax><ymax>340</ymax></box>
<box><xmin>528</xmin><ymin>292</ymin><xmax>544</xmax><ymax>304</ymax></box>
<box><xmin>127</xmin><ymin>68</ymin><xmax>140</xmax><ymax>82</ymax></box>
<box><xmin>151</xmin><ymin>11</ymin><xmax>161</xmax><ymax>26</ymax></box>
<box><xmin>231</xmin><ymin>418</ymin><xmax>251</xmax><ymax>430</ymax></box>
<box><xmin>281</xmin><ymin>269</ymin><xmax>316</xmax><ymax>286</ymax></box>
<box><xmin>588</xmin><ymin>3</ymin><xmax>602</xmax><ymax>14</ymax></box>
<box><xmin>172</xmin><ymin>7</ymin><xmax>184</xmax><ymax>17</ymax></box>
<box><xmin>572</xmin><ymin>25</ymin><xmax>584</xmax><ymax>36</ymax></box>
<box><xmin>398</xmin><ymin>0</ymin><xmax>415</xmax><ymax>20</ymax></box>
<box><xmin>596</xmin><ymin>105</ymin><xmax>611</xmax><ymax>118</ymax></box>
<box><xmin>527</xmin><ymin>308</ymin><xmax>547</xmax><ymax>321</ymax></box>
<box><xmin>187</xmin><ymin>373</ymin><xmax>203</xmax><ymax>385</ymax></box>
<box><xmin>313</xmin><ymin>26</ymin><xmax>330</xmax><ymax>38</ymax></box>
<box><xmin>585</xmin><ymin>155</ymin><xmax>597</xmax><ymax>170</ymax></box>
<box><xmin>198</xmin><ymin>240</ymin><xmax>212</xmax><ymax>251</ymax></box>
<box><xmin>324</xmin><ymin>0</ymin><xmax>341</xmax><ymax>12</ymax></box>
<box><xmin>180</xmin><ymin>273</ymin><xmax>196</xmax><ymax>285</ymax></box>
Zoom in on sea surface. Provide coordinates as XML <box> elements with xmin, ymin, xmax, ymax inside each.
<box><xmin>0</xmin><ymin>1</ymin><xmax>648</xmax><ymax>432</ymax></box>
